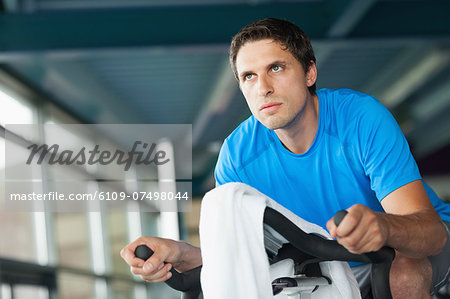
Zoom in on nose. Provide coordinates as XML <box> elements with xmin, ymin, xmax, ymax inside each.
<box><xmin>257</xmin><ymin>75</ymin><xmax>274</xmax><ymax>97</ymax></box>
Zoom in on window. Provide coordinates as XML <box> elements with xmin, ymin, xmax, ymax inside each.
<box><xmin>57</xmin><ymin>272</ymin><xmax>95</xmax><ymax>299</ymax></box>
<box><xmin>0</xmin><ymin>114</ymin><xmax>38</xmax><ymax>264</ymax></box>
<box><xmin>0</xmin><ymin>76</ymin><xmax>176</xmax><ymax>298</ymax></box>
<box><xmin>0</xmin><ymin>88</ymin><xmax>34</xmax><ymax>127</ymax></box>
<box><xmin>54</xmin><ymin>213</ymin><xmax>91</xmax><ymax>270</ymax></box>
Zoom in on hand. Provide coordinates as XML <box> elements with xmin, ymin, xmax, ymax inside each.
<box><xmin>326</xmin><ymin>204</ymin><xmax>389</xmax><ymax>254</ymax></box>
<box><xmin>120</xmin><ymin>236</ymin><xmax>182</xmax><ymax>283</ymax></box>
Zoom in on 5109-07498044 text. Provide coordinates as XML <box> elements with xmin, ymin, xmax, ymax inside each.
<box><xmin>9</xmin><ymin>191</ymin><xmax>190</xmax><ymax>201</ymax></box>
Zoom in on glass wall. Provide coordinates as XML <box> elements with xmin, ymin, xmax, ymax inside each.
<box><xmin>0</xmin><ymin>88</ymin><xmax>38</xmax><ymax>264</ymax></box>
<box><xmin>58</xmin><ymin>272</ymin><xmax>95</xmax><ymax>299</ymax></box>
<box><xmin>107</xmin><ymin>212</ymin><xmax>129</xmax><ymax>276</ymax></box>
<box><xmin>54</xmin><ymin>213</ymin><xmax>91</xmax><ymax>270</ymax></box>
<box><xmin>0</xmin><ymin>72</ymin><xmax>180</xmax><ymax>299</ymax></box>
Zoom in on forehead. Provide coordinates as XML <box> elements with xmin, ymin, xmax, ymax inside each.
<box><xmin>236</xmin><ymin>39</ymin><xmax>295</xmax><ymax>72</ymax></box>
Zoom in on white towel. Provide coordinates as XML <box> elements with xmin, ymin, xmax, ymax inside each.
<box><xmin>199</xmin><ymin>182</ymin><xmax>361</xmax><ymax>299</ymax></box>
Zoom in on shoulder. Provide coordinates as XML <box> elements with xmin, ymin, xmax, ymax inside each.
<box><xmin>215</xmin><ymin>115</ymin><xmax>272</xmax><ymax>184</ymax></box>
<box><xmin>319</xmin><ymin>88</ymin><xmax>385</xmax><ymax>115</ymax></box>
<box><xmin>223</xmin><ymin>115</ymin><xmax>270</xmax><ymax>158</ymax></box>
<box><xmin>319</xmin><ymin>88</ymin><xmax>393</xmax><ymax>133</ymax></box>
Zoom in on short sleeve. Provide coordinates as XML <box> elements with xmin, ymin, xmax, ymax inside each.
<box><xmin>356</xmin><ymin>96</ymin><xmax>421</xmax><ymax>201</ymax></box>
<box><xmin>214</xmin><ymin>139</ymin><xmax>241</xmax><ymax>186</ymax></box>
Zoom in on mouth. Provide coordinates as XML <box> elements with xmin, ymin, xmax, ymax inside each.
<box><xmin>260</xmin><ymin>102</ymin><xmax>282</xmax><ymax>112</ymax></box>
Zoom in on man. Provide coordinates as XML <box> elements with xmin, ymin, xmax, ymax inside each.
<box><xmin>121</xmin><ymin>18</ymin><xmax>450</xmax><ymax>298</ymax></box>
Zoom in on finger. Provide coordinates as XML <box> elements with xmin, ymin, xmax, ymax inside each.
<box><xmin>326</xmin><ymin>218</ymin><xmax>337</xmax><ymax>238</ymax></box>
<box><xmin>338</xmin><ymin>230</ymin><xmax>373</xmax><ymax>254</ymax></box>
<box><xmin>141</xmin><ymin>264</ymin><xmax>173</xmax><ymax>282</ymax></box>
<box><xmin>122</xmin><ymin>246</ymin><xmax>146</xmax><ymax>267</ymax></box>
<box><xmin>345</xmin><ymin>235</ymin><xmax>379</xmax><ymax>254</ymax></box>
<box><xmin>124</xmin><ymin>237</ymin><xmax>164</xmax><ymax>267</ymax></box>
<box><xmin>336</xmin><ymin>210</ymin><xmax>362</xmax><ymax>237</ymax></box>
<box><xmin>142</xmin><ymin>256</ymin><xmax>168</xmax><ymax>275</ymax></box>
<box><xmin>142</xmin><ymin>269</ymin><xmax>173</xmax><ymax>283</ymax></box>
<box><xmin>131</xmin><ymin>265</ymin><xmax>172</xmax><ymax>279</ymax></box>
<box><xmin>340</xmin><ymin>237</ymin><xmax>364</xmax><ymax>254</ymax></box>
<box><xmin>141</xmin><ymin>247</ymin><xmax>171</xmax><ymax>275</ymax></box>
<box><xmin>130</xmin><ymin>266</ymin><xmax>144</xmax><ymax>275</ymax></box>
<box><xmin>336</xmin><ymin>220</ymin><xmax>368</xmax><ymax>252</ymax></box>
<box><xmin>154</xmin><ymin>271</ymin><xmax>172</xmax><ymax>283</ymax></box>
<box><xmin>338</xmin><ymin>218</ymin><xmax>382</xmax><ymax>253</ymax></box>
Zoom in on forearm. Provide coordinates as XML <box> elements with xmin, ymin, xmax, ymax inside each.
<box><xmin>380</xmin><ymin>208</ymin><xmax>446</xmax><ymax>258</ymax></box>
<box><xmin>173</xmin><ymin>242</ymin><xmax>202</xmax><ymax>272</ymax></box>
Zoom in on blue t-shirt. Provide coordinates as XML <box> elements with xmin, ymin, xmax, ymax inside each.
<box><xmin>215</xmin><ymin>88</ymin><xmax>450</xmax><ymax>230</ymax></box>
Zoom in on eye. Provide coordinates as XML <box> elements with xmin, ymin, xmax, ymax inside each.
<box><xmin>244</xmin><ymin>73</ymin><xmax>255</xmax><ymax>81</ymax></box>
<box><xmin>272</xmin><ymin>65</ymin><xmax>283</xmax><ymax>72</ymax></box>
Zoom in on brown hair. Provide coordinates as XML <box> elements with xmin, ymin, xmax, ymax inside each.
<box><xmin>229</xmin><ymin>18</ymin><xmax>316</xmax><ymax>95</ymax></box>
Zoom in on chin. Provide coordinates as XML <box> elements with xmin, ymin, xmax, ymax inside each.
<box><xmin>259</xmin><ymin>118</ymin><xmax>289</xmax><ymax>131</ymax></box>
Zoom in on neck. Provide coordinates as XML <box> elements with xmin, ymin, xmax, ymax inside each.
<box><xmin>275</xmin><ymin>93</ymin><xmax>319</xmax><ymax>154</ymax></box>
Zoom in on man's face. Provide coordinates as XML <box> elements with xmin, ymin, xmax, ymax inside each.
<box><xmin>235</xmin><ymin>39</ymin><xmax>316</xmax><ymax>130</ymax></box>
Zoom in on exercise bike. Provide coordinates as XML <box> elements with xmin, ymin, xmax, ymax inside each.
<box><xmin>135</xmin><ymin>210</ymin><xmax>395</xmax><ymax>299</ymax></box>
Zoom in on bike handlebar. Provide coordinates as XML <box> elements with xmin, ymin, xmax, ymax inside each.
<box><xmin>134</xmin><ymin>245</ymin><xmax>202</xmax><ymax>298</ymax></box>
<box><xmin>264</xmin><ymin>208</ymin><xmax>394</xmax><ymax>299</ymax></box>
<box><xmin>134</xmin><ymin>208</ymin><xmax>395</xmax><ymax>299</ymax></box>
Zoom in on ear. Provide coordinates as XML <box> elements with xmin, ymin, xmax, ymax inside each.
<box><xmin>306</xmin><ymin>61</ymin><xmax>317</xmax><ymax>87</ymax></box>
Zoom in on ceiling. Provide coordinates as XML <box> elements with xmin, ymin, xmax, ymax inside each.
<box><xmin>1</xmin><ymin>0</ymin><xmax>450</xmax><ymax>196</ymax></box>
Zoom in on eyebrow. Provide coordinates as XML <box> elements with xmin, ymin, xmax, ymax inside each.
<box><xmin>239</xmin><ymin>71</ymin><xmax>252</xmax><ymax>81</ymax></box>
<box><xmin>270</xmin><ymin>60</ymin><xmax>288</xmax><ymax>66</ymax></box>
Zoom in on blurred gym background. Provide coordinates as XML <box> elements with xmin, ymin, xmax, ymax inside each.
<box><xmin>1</xmin><ymin>0</ymin><xmax>450</xmax><ymax>298</ymax></box>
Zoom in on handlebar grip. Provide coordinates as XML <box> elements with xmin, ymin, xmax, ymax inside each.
<box><xmin>134</xmin><ymin>245</ymin><xmax>190</xmax><ymax>292</ymax></box>
<box><xmin>135</xmin><ymin>244</ymin><xmax>154</xmax><ymax>260</ymax></box>
<box><xmin>333</xmin><ymin>209</ymin><xmax>348</xmax><ymax>226</ymax></box>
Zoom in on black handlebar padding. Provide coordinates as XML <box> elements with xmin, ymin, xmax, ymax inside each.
<box><xmin>263</xmin><ymin>207</ymin><xmax>394</xmax><ymax>299</ymax></box>
<box><xmin>334</xmin><ymin>210</ymin><xmax>348</xmax><ymax>226</ymax></box>
<box><xmin>134</xmin><ymin>244</ymin><xmax>202</xmax><ymax>298</ymax></box>
<box><xmin>135</xmin><ymin>244</ymin><xmax>153</xmax><ymax>260</ymax></box>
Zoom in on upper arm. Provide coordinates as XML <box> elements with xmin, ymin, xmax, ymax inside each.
<box><xmin>381</xmin><ymin>180</ymin><xmax>436</xmax><ymax>215</ymax></box>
